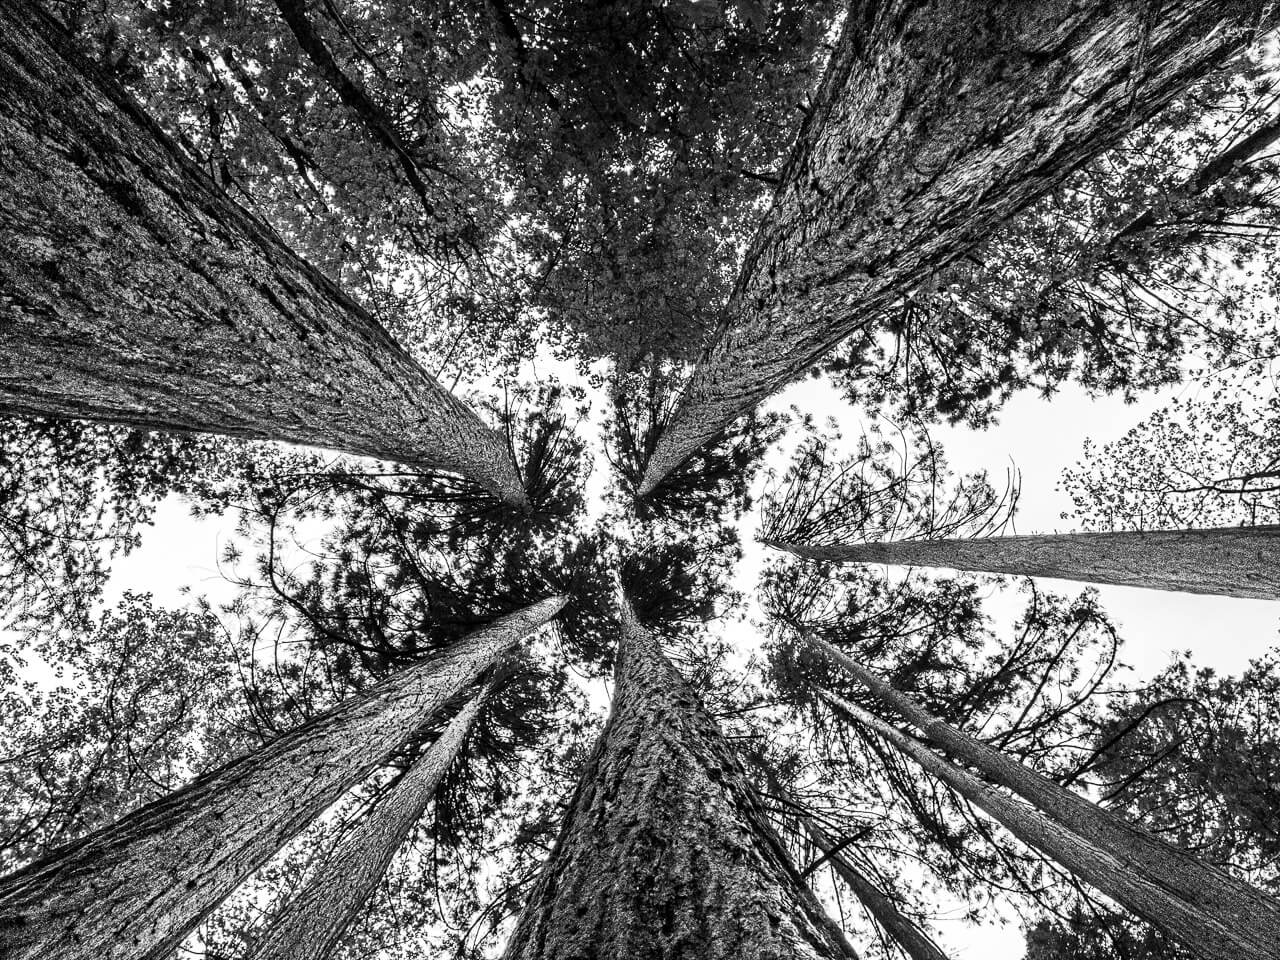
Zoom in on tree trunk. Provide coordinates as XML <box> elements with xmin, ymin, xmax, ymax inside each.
<box><xmin>800</xmin><ymin>820</ymin><xmax>950</xmax><ymax>960</ymax></box>
<box><xmin>820</xmin><ymin>689</ymin><xmax>1266</xmax><ymax>960</ymax></box>
<box><xmin>503</xmin><ymin>597</ymin><xmax>858</xmax><ymax>960</ymax></box>
<box><xmin>749</xmin><ymin>760</ymin><xmax>948</xmax><ymax>960</ymax></box>
<box><xmin>638</xmin><ymin>1</ymin><xmax>1272</xmax><ymax>495</ymax></box>
<box><xmin>245</xmin><ymin>688</ymin><xmax>488</xmax><ymax>960</ymax></box>
<box><xmin>813</xmin><ymin>640</ymin><xmax>1280</xmax><ymax>960</ymax></box>
<box><xmin>766</xmin><ymin>525</ymin><xmax>1280</xmax><ymax>600</ymax></box>
<box><xmin>0</xmin><ymin>0</ymin><xmax>526</xmax><ymax>505</ymax></box>
<box><xmin>0</xmin><ymin>597</ymin><xmax>564</xmax><ymax>960</ymax></box>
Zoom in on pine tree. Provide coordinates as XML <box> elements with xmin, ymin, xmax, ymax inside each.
<box><xmin>503</xmin><ymin>596</ymin><xmax>856</xmax><ymax>959</ymax></box>
<box><xmin>800</xmin><ymin>818</ymin><xmax>950</xmax><ymax>960</ymax></box>
<box><xmin>0</xmin><ymin>0</ymin><xmax>526</xmax><ymax>504</ymax></box>
<box><xmin>0</xmin><ymin>598</ymin><xmax>564</xmax><ymax>960</ymax></box>
<box><xmin>244</xmin><ymin>687</ymin><xmax>490</xmax><ymax>960</ymax></box>
<box><xmin>812</xmin><ymin>636</ymin><xmax>1280</xmax><ymax>960</ymax></box>
<box><xmin>767</xmin><ymin>525</ymin><xmax>1280</xmax><ymax>599</ymax></box>
<box><xmin>639</xmin><ymin>1</ymin><xmax>1274</xmax><ymax>494</ymax></box>
<box><xmin>752</xmin><ymin>760</ymin><xmax>950</xmax><ymax>960</ymax></box>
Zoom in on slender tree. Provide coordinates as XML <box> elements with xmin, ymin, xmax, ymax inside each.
<box><xmin>819</xmin><ymin>688</ymin><xmax>1259</xmax><ymax>960</ymax></box>
<box><xmin>503</xmin><ymin>596</ymin><xmax>857</xmax><ymax>959</ymax></box>
<box><xmin>811</xmin><ymin>638</ymin><xmax>1280</xmax><ymax>960</ymax></box>
<box><xmin>800</xmin><ymin>818</ymin><xmax>950</xmax><ymax>960</ymax></box>
<box><xmin>752</xmin><ymin>759</ymin><xmax>950</xmax><ymax>960</ymax></box>
<box><xmin>639</xmin><ymin>1</ymin><xmax>1275</xmax><ymax>494</ymax></box>
<box><xmin>245</xmin><ymin>686</ymin><xmax>490</xmax><ymax>960</ymax></box>
<box><xmin>770</xmin><ymin>526</ymin><xmax>1280</xmax><ymax>600</ymax></box>
<box><xmin>0</xmin><ymin>0</ymin><xmax>526</xmax><ymax>504</ymax></box>
<box><xmin>0</xmin><ymin>597</ymin><xmax>565</xmax><ymax>960</ymax></box>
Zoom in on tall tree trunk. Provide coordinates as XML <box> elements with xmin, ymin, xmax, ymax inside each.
<box><xmin>751</xmin><ymin>761</ymin><xmax>948</xmax><ymax>960</ymax></box>
<box><xmin>245</xmin><ymin>687</ymin><xmax>489</xmax><ymax>960</ymax></box>
<box><xmin>0</xmin><ymin>0</ymin><xmax>526</xmax><ymax>505</ymax></box>
<box><xmin>766</xmin><ymin>525</ymin><xmax>1280</xmax><ymax>600</ymax></box>
<box><xmin>503</xmin><ymin>597</ymin><xmax>858</xmax><ymax>960</ymax></box>
<box><xmin>638</xmin><ymin>1</ymin><xmax>1273</xmax><ymax>495</ymax></box>
<box><xmin>0</xmin><ymin>597</ymin><xmax>564</xmax><ymax>960</ymax></box>
<box><xmin>819</xmin><ymin>688</ymin><xmax>1266</xmax><ymax>960</ymax></box>
<box><xmin>812</xmin><ymin>639</ymin><xmax>1280</xmax><ymax>959</ymax></box>
<box><xmin>800</xmin><ymin>819</ymin><xmax>950</xmax><ymax>960</ymax></box>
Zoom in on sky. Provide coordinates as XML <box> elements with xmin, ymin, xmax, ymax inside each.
<box><xmin>91</xmin><ymin>364</ymin><xmax>1280</xmax><ymax>959</ymax></box>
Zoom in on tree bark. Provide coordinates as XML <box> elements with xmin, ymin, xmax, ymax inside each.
<box><xmin>765</xmin><ymin>525</ymin><xmax>1280</xmax><ymax>600</ymax></box>
<box><xmin>638</xmin><ymin>0</ymin><xmax>1273</xmax><ymax>495</ymax></box>
<box><xmin>813</xmin><ymin>640</ymin><xmax>1280</xmax><ymax>960</ymax></box>
<box><xmin>820</xmin><ymin>689</ymin><xmax>1265</xmax><ymax>960</ymax></box>
<box><xmin>800</xmin><ymin>819</ymin><xmax>950</xmax><ymax>960</ymax></box>
<box><xmin>503</xmin><ymin>597</ymin><xmax>858</xmax><ymax>960</ymax></box>
<box><xmin>245</xmin><ymin>688</ymin><xmax>488</xmax><ymax>960</ymax></box>
<box><xmin>0</xmin><ymin>597</ymin><xmax>564</xmax><ymax>960</ymax></box>
<box><xmin>0</xmin><ymin>0</ymin><xmax>526</xmax><ymax>505</ymax></box>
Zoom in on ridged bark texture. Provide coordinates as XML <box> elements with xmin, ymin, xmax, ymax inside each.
<box><xmin>245</xmin><ymin>689</ymin><xmax>487</xmax><ymax>960</ymax></box>
<box><xmin>814</xmin><ymin>640</ymin><xmax>1280</xmax><ymax>960</ymax></box>
<box><xmin>800</xmin><ymin>820</ymin><xmax>949</xmax><ymax>960</ymax></box>
<box><xmin>768</xmin><ymin>525</ymin><xmax>1280</xmax><ymax>600</ymax></box>
<box><xmin>639</xmin><ymin>0</ymin><xmax>1273</xmax><ymax>494</ymax></box>
<box><xmin>0</xmin><ymin>597</ymin><xmax>564</xmax><ymax>960</ymax></box>
<box><xmin>503</xmin><ymin>599</ymin><xmax>858</xmax><ymax>960</ymax></box>
<box><xmin>0</xmin><ymin>0</ymin><xmax>526</xmax><ymax>505</ymax></box>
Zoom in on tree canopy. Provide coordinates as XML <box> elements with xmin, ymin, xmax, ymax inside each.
<box><xmin>3</xmin><ymin>2</ymin><xmax>1280</xmax><ymax>959</ymax></box>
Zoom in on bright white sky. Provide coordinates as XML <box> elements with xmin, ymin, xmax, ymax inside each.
<box><xmin>98</xmin><ymin>366</ymin><xmax>1280</xmax><ymax>959</ymax></box>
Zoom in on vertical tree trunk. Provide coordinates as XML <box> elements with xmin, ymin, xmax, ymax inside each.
<box><xmin>812</xmin><ymin>639</ymin><xmax>1280</xmax><ymax>959</ymax></box>
<box><xmin>800</xmin><ymin>819</ymin><xmax>950</xmax><ymax>960</ymax></box>
<box><xmin>245</xmin><ymin>688</ymin><xmax>489</xmax><ymax>960</ymax></box>
<box><xmin>0</xmin><ymin>597</ymin><xmax>564</xmax><ymax>960</ymax></box>
<box><xmin>766</xmin><ymin>525</ymin><xmax>1280</xmax><ymax>600</ymax></box>
<box><xmin>0</xmin><ymin>0</ymin><xmax>526</xmax><ymax>505</ymax></box>
<box><xmin>638</xmin><ymin>1</ymin><xmax>1272</xmax><ymax>494</ymax></box>
<box><xmin>503</xmin><ymin>597</ymin><xmax>858</xmax><ymax>960</ymax></box>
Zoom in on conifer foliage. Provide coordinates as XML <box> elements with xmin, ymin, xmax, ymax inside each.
<box><xmin>2</xmin><ymin>1</ymin><xmax>1280</xmax><ymax>959</ymax></box>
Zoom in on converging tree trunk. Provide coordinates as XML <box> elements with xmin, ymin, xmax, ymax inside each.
<box><xmin>768</xmin><ymin>525</ymin><xmax>1280</xmax><ymax>600</ymax></box>
<box><xmin>503</xmin><ymin>597</ymin><xmax>857</xmax><ymax>960</ymax></box>
<box><xmin>245</xmin><ymin>687</ymin><xmax>489</xmax><ymax>960</ymax></box>
<box><xmin>0</xmin><ymin>0</ymin><xmax>526</xmax><ymax>505</ymax></box>
<box><xmin>800</xmin><ymin>819</ymin><xmax>950</xmax><ymax>960</ymax></box>
<box><xmin>820</xmin><ymin>689</ymin><xmax>1263</xmax><ymax>960</ymax></box>
<box><xmin>639</xmin><ymin>1</ymin><xmax>1274</xmax><ymax>494</ymax></box>
<box><xmin>0</xmin><ymin>598</ymin><xmax>564</xmax><ymax>960</ymax></box>
<box><xmin>750</xmin><ymin>761</ymin><xmax>948</xmax><ymax>960</ymax></box>
<box><xmin>812</xmin><ymin>638</ymin><xmax>1280</xmax><ymax>960</ymax></box>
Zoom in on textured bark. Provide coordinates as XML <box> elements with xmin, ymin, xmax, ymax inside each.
<box><xmin>821</xmin><ymin>689</ymin><xmax>1269</xmax><ymax>960</ymax></box>
<box><xmin>766</xmin><ymin>525</ymin><xmax>1280</xmax><ymax>599</ymax></box>
<box><xmin>639</xmin><ymin>0</ymin><xmax>1273</xmax><ymax>494</ymax></box>
<box><xmin>814</xmin><ymin>641</ymin><xmax>1280</xmax><ymax>960</ymax></box>
<box><xmin>503</xmin><ymin>598</ymin><xmax>857</xmax><ymax>960</ymax></box>
<box><xmin>245</xmin><ymin>689</ymin><xmax>488</xmax><ymax>960</ymax></box>
<box><xmin>0</xmin><ymin>0</ymin><xmax>525</xmax><ymax>505</ymax></box>
<box><xmin>0</xmin><ymin>598</ymin><xmax>564</xmax><ymax>960</ymax></box>
<box><xmin>800</xmin><ymin>820</ymin><xmax>949</xmax><ymax>960</ymax></box>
